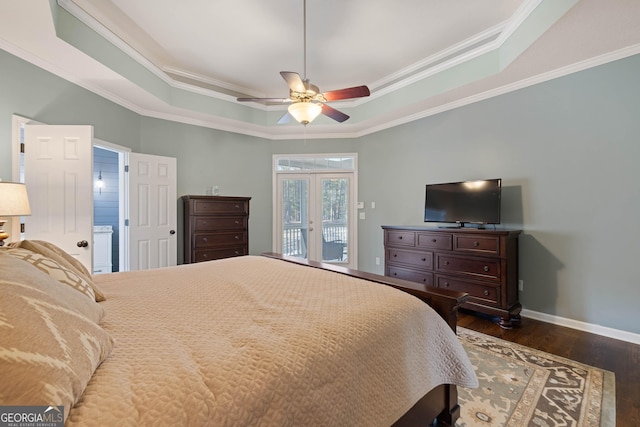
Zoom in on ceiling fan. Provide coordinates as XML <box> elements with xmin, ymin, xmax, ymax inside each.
<box><xmin>236</xmin><ymin>0</ymin><xmax>370</xmax><ymax>125</ymax></box>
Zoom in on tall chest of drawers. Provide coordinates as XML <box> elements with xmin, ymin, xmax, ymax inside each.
<box><xmin>182</xmin><ymin>195</ymin><xmax>251</xmax><ymax>264</ymax></box>
<box><xmin>382</xmin><ymin>226</ymin><xmax>521</xmax><ymax>328</ymax></box>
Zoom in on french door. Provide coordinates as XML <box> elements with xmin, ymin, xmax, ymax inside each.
<box><xmin>276</xmin><ymin>172</ymin><xmax>355</xmax><ymax>268</ymax></box>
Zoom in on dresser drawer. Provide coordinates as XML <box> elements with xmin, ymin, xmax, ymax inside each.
<box><xmin>194</xmin><ymin>216</ymin><xmax>247</xmax><ymax>231</ymax></box>
<box><xmin>436</xmin><ymin>275</ymin><xmax>499</xmax><ymax>305</ymax></box>
<box><xmin>386</xmin><ymin>248</ymin><xmax>432</xmax><ymax>269</ymax></box>
<box><xmin>191</xmin><ymin>199</ymin><xmax>249</xmax><ymax>215</ymax></box>
<box><xmin>384</xmin><ymin>230</ymin><xmax>416</xmax><ymax>247</ymax></box>
<box><xmin>417</xmin><ymin>232</ymin><xmax>452</xmax><ymax>250</ymax></box>
<box><xmin>435</xmin><ymin>254</ymin><xmax>501</xmax><ymax>280</ymax></box>
<box><xmin>454</xmin><ymin>234</ymin><xmax>500</xmax><ymax>255</ymax></box>
<box><xmin>194</xmin><ymin>231</ymin><xmax>247</xmax><ymax>248</ymax></box>
<box><xmin>387</xmin><ymin>266</ymin><xmax>433</xmax><ymax>286</ymax></box>
<box><xmin>193</xmin><ymin>247</ymin><xmax>247</xmax><ymax>262</ymax></box>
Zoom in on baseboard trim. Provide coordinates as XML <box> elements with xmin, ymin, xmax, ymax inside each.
<box><xmin>521</xmin><ymin>309</ymin><xmax>640</xmax><ymax>345</ymax></box>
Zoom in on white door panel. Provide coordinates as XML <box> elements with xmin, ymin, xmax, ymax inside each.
<box><xmin>128</xmin><ymin>152</ymin><xmax>177</xmax><ymax>270</ymax></box>
<box><xmin>23</xmin><ymin>125</ymin><xmax>93</xmax><ymax>270</ymax></box>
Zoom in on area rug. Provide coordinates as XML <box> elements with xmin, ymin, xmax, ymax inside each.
<box><xmin>456</xmin><ymin>328</ymin><xmax>616</xmax><ymax>427</ymax></box>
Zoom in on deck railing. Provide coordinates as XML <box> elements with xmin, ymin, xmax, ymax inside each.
<box><xmin>282</xmin><ymin>222</ymin><xmax>347</xmax><ymax>261</ymax></box>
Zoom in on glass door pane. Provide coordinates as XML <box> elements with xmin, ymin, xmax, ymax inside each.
<box><xmin>320</xmin><ymin>177</ymin><xmax>349</xmax><ymax>263</ymax></box>
<box><xmin>276</xmin><ymin>172</ymin><xmax>354</xmax><ymax>268</ymax></box>
<box><xmin>280</xmin><ymin>177</ymin><xmax>309</xmax><ymax>259</ymax></box>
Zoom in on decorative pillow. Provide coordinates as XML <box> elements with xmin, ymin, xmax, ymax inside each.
<box><xmin>0</xmin><ymin>277</ymin><xmax>114</xmax><ymax>422</ymax></box>
<box><xmin>4</xmin><ymin>247</ymin><xmax>97</xmax><ymax>302</ymax></box>
<box><xmin>10</xmin><ymin>240</ymin><xmax>106</xmax><ymax>302</ymax></box>
<box><xmin>0</xmin><ymin>254</ymin><xmax>104</xmax><ymax>324</ymax></box>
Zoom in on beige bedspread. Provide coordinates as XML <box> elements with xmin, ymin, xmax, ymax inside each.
<box><xmin>67</xmin><ymin>256</ymin><xmax>477</xmax><ymax>426</ymax></box>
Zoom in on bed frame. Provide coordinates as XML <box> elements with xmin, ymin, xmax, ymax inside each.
<box><xmin>262</xmin><ymin>253</ymin><xmax>469</xmax><ymax>426</ymax></box>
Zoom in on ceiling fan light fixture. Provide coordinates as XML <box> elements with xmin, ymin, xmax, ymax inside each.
<box><xmin>288</xmin><ymin>102</ymin><xmax>322</xmax><ymax>125</ymax></box>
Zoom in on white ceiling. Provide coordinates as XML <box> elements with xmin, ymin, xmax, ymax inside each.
<box><xmin>1</xmin><ymin>0</ymin><xmax>640</xmax><ymax>139</ymax></box>
<box><xmin>75</xmin><ymin>0</ymin><xmax>523</xmax><ymax>98</ymax></box>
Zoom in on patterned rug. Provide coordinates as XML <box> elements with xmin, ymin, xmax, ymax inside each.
<box><xmin>456</xmin><ymin>328</ymin><xmax>616</xmax><ymax>427</ymax></box>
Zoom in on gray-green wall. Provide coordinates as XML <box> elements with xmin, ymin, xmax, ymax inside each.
<box><xmin>1</xmin><ymin>48</ymin><xmax>638</xmax><ymax>335</ymax></box>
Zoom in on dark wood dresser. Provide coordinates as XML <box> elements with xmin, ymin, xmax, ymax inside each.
<box><xmin>182</xmin><ymin>195</ymin><xmax>251</xmax><ymax>264</ymax></box>
<box><xmin>382</xmin><ymin>226</ymin><xmax>521</xmax><ymax>328</ymax></box>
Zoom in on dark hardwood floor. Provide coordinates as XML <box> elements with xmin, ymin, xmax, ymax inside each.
<box><xmin>457</xmin><ymin>310</ymin><xmax>640</xmax><ymax>427</ymax></box>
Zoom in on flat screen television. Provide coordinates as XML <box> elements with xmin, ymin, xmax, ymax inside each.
<box><xmin>424</xmin><ymin>179</ymin><xmax>501</xmax><ymax>227</ymax></box>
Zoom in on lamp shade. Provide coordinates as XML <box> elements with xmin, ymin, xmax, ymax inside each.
<box><xmin>288</xmin><ymin>102</ymin><xmax>322</xmax><ymax>125</ymax></box>
<box><xmin>0</xmin><ymin>182</ymin><xmax>31</xmax><ymax>216</ymax></box>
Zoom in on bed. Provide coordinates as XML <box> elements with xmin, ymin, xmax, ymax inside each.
<box><xmin>0</xmin><ymin>241</ymin><xmax>478</xmax><ymax>426</ymax></box>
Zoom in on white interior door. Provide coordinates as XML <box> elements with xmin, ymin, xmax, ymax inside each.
<box><xmin>23</xmin><ymin>125</ymin><xmax>94</xmax><ymax>270</ymax></box>
<box><xmin>128</xmin><ymin>152</ymin><xmax>177</xmax><ymax>270</ymax></box>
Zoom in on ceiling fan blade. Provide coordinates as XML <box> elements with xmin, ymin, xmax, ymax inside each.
<box><xmin>277</xmin><ymin>112</ymin><xmax>293</xmax><ymax>125</ymax></box>
<box><xmin>323</xmin><ymin>85</ymin><xmax>370</xmax><ymax>101</ymax></box>
<box><xmin>320</xmin><ymin>103</ymin><xmax>350</xmax><ymax>123</ymax></box>
<box><xmin>237</xmin><ymin>97</ymin><xmax>290</xmax><ymax>105</ymax></box>
<box><xmin>280</xmin><ymin>71</ymin><xmax>306</xmax><ymax>93</ymax></box>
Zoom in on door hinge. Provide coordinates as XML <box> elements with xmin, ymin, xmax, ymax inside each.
<box><xmin>124</xmin><ymin>165</ymin><xmax>129</xmax><ymax>172</ymax></box>
<box><xmin>20</xmin><ymin>223</ymin><xmax>25</xmax><ymax>233</ymax></box>
<box><xmin>125</xmin><ymin>219</ymin><xmax>129</xmax><ymax>226</ymax></box>
<box><xmin>20</xmin><ymin>142</ymin><xmax>25</xmax><ymax>153</ymax></box>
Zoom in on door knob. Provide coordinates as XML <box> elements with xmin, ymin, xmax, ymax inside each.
<box><xmin>169</xmin><ymin>230</ymin><xmax>176</xmax><ymax>235</ymax></box>
<box><xmin>77</xmin><ymin>240</ymin><xmax>89</xmax><ymax>248</ymax></box>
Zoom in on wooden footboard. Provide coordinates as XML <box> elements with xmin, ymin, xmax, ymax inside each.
<box><xmin>261</xmin><ymin>253</ymin><xmax>469</xmax><ymax>427</ymax></box>
<box><xmin>393</xmin><ymin>384</ymin><xmax>459</xmax><ymax>427</ymax></box>
<box><xmin>261</xmin><ymin>253</ymin><xmax>468</xmax><ymax>332</ymax></box>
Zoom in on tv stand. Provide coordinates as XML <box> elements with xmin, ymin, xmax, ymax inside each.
<box><xmin>382</xmin><ymin>226</ymin><xmax>522</xmax><ymax>328</ymax></box>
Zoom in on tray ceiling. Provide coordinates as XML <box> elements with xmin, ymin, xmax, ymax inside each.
<box><xmin>1</xmin><ymin>0</ymin><xmax>640</xmax><ymax>139</ymax></box>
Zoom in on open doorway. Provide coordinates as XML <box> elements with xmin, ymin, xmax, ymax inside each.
<box><xmin>93</xmin><ymin>146</ymin><xmax>119</xmax><ymax>273</ymax></box>
<box><xmin>92</xmin><ymin>141</ymin><xmax>130</xmax><ymax>273</ymax></box>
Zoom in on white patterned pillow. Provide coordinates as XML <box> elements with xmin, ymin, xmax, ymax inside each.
<box><xmin>4</xmin><ymin>247</ymin><xmax>97</xmax><ymax>301</ymax></box>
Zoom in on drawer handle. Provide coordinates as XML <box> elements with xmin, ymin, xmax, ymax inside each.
<box><xmin>235</xmin><ymin>204</ymin><xmax>240</xmax><ymax>209</ymax></box>
<box><xmin>234</xmin><ymin>250</ymin><xmax>240</xmax><ymax>255</ymax></box>
<box><xmin>473</xmin><ymin>241</ymin><xmax>479</xmax><ymax>247</ymax></box>
<box><xmin>203</xmin><ymin>237</ymin><xmax>208</xmax><ymax>242</ymax></box>
<box><xmin>445</xmin><ymin>261</ymin><xmax>450</xmax><ymax>265</ymax></box>
<box><xmin>393</xmin><ymin>272</ymin><xmax>398</xmax><ymax>276</ymax></box>
<box><xmin>421</xmin><ymin>257</ymin><xmax>426</xmax><ymax>262</ymax></box>
<box><xmin>393</xmin><ymin>254</ymin><xmax>397</xmax><ymax>257</ymax></box>
<box><xmin>203</xmin><ymin>221</ymin><xmax>207</xmax><ymax>225</ymax></box>
<box><xmin>443</xmin><ymin>282</ymin><xmax>449</xmax><ymax>287</ymax></box>
<box><xmin>484</xmin><ymin>290</ymin><xmax>490</xmax><ymax>296</ymax></box>
<box><xmin>398</xmin><ymin>236</ymin><xmax>403</xmax><ymax>240</ymax></box>
<box><xmin>235</xmin><ymin>235</ymin><xmax>240</xmax><ymax>240</ymax></box>
<box><xmin>483</xmin><ymin>266</ymin><xmax>490</xmax><ymax>272</ymax></box>
<box><xmin>432</xmin><ymin>238</ymin><xmax>437</xmax><ymax>243</ymax></box>
<box><xmin>422</xmin><ymin>278</ymin><xmax>427</xmax><ymax>283</ymax></box>
<box><xmin>203</xmin><ymin>254</ymin><xmax>208</xmax><ymax>259</ymax></box>
<box><xmin>235</xmin><ymin>220</ymin><xmax>240</xmax><ymax>224</ymax></box>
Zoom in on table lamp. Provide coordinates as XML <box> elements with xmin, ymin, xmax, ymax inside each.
<box><xmin>0</xmin><ymin>182</ymin><xmax>31</xmax><ymax>246</ymax></box>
